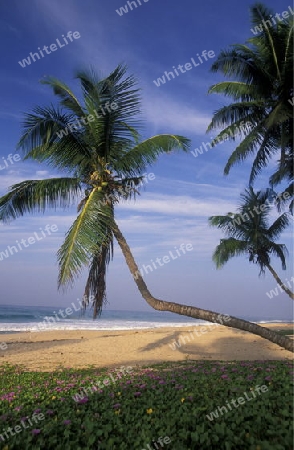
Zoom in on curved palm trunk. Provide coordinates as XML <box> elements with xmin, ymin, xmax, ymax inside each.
<box><xmin>112</xmin><ymin>222</ymin><xmax>293</xmax><ymax>353</ymax></box>
<box><xmin>265</xmin><ymin>263</ymin><xmax>294</xmax><ymax>300</ymax></box>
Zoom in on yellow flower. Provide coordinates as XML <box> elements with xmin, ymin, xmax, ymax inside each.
<box><xmin>51</xmin><ymin>396</ymin><xmax>56</xmax><ymax>400</ymax></box>
<box><xmin>146</xmin><ymin>408</ymin><xmax>153</xmax><ymax>414</ymax></box>
<box><xmin>114</xmin><ymin>410</ymin><xmax>120</xmax><ymax>415</ymax></box>
<box><xmin>181</xmin><ymin>398</ymin><xmax>185</xmax><ymax>403</ymax></box>
<box><xmin>117</xmin><ymin>392</ymin><xmax>121</xmax><ymax>396</ymax></box>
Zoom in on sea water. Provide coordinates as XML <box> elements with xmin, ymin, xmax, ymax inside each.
<box><xmin>0</xmin><ymin>304</ymin><xmax>291</xmax><ymax>334</ymax></box>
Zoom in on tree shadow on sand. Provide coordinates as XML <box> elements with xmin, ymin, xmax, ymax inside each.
<box><xmin>138</xmin><ymin>327</ymin><xmax>293</xmax><ymax>361</ymax></box>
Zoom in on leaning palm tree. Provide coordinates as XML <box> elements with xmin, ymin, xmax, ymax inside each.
<box><xmin>0</xmin><ymin>65</ymin><xmax>292</xmax><ymax>352</ymax></box>
<box><xmin>207</xmin><ymin>2</ymin><xmax>293</xmax><ymax>209</ymax></box>
<box><xmin>0</xmin><ymin>64</ymin><xmax>189</xmax><ymax>317</ymax></box>
<box><xmin>209</xmin><ymin>187</ymin><xmax>293</xmax><ymax>299</ymax></box>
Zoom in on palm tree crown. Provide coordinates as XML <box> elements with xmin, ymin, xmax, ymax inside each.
<box><xmin>207</xmin><ymin>2</ymin><xmax>293</xmax><ymax>205</ymax></box>
<box><xmin>209</xmin><ymin>187</ymin><xmax>293</xmax><ymax>298</ymax></box>
<box><xmin>0</xmin><ymin>65</ymin><xmax>190</xmax><ymax>317</ymax></box>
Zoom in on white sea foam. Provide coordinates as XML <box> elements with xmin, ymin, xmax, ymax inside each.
<box><xmin>0</xmin><ymin>319</ymin><xmax>208</xmax><ymax>333</ymax></box>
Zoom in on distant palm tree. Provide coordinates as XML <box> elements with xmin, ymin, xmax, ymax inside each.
<box><xmin>209</xmin><ymin>187</ymin><xmax>293</xmax><ymax>299</ymax></box>
<box><xmin>0</xmin><ymin>65</ymin><xmax>292</xmax><ymax>352</ymax></box>
<box><xmin>207</xmin><ymin>2</ymin><xmax>293</xmax><ymax>209</ymax></box>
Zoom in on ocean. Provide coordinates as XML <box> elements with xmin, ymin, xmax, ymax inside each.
<box><xmin>0</xmin><ymin>304</ymin><xmax>292</xmax><ymax>334</ymax></box>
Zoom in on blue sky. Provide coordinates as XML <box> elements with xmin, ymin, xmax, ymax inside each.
<box><xmin>0</xmin><ymin>0</ymin><xmax>293</xmax><ymax>320</ymax></box>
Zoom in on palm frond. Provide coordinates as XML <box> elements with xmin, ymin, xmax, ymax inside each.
<box><xmin>82</xmin><ymin>239</ymin><xmax>113</xmax><ymax>318</ymax></box>
<box><xmin>115</xmin><ymin>135</ymin><xmax>190</xmax><ymax>177</ymax></box>
<box><xmin>223</xmin><ymin>130</ymin><xmax>265</xmax><ymax>175</ymax></box>
<box><xmin>210</xmin><ymin>48</ymin><xmax>257</xmax><ymax>83</ymax></box>
<box><xmin>41</xmin><ymin>77</ymin><xmax>85</xmax><ymax>116</ymax></box>
<box><xmin>212</xmin><ymin>238</ymin><xmax>249</xmax><ymax>268</ymax></box>
<box><xmin>76</xmin><ymin>64</ymin><xmax>142</xmax><ymax>151</ymax></box>
<box><xmin>274</xmin><ymin>183</ymin><xmax>294</xmax><ymax>214</ymax></box>
<box><xmin>207</xmin><ymin>102</ymin><xmax>264</xmax><ymax>131</ymax></box>
<box><xmin>18</xmin><ymin>106</ymin><xmax>92</xmax><ymax>172</ymax></box>
<box><xmin>57</xmin><ymin>189</ymin><xmax>114</xmax><ymax>288</ymax></box>
<box><xmin>208</xmin><ymin>81</ymin><xmax>262</xmax><ymax>101</ymax></box>
<box><xmin>249</xmin><ymin>134</ymin><xmax>280</xmax><ymax>184</ymax></box>
<box><xmin>267</xmin><ymin>242</ymin><xmax>288</xmax><ymax>271</ymax></box>
<box><xmin>0</xmin><ymin>178</ymin><xmax>81</xmax><ymax>222</ymax></box>
<box><xmin>267</xmin><ymin>213</ymin><xmax>290</xmax><ymax>240</ymax></box>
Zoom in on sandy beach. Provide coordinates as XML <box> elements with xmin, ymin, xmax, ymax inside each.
<box><xmin>0</xmin><ymin>323</ymin><xmax>292</xmax><ymax>371</ymax></box>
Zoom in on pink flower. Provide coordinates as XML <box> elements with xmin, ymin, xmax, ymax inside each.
<box><xmin>32</xmin><ymin>429</ymin><xmax>41</xmax><ymax>435</ymax></box>
<box><xmin>77</xmin><ymin>397</ymin><xmax>89</xmax><ymax>404</ymax></box>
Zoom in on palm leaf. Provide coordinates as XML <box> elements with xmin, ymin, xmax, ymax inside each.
<box><xmin>41</xmin><ymin>77</ymin><xmax>85</xmax><ymax>117</ymax></box>
<box><xmin>212</xmin><ymin>238</ymin><xmax>249</xmax><ymax>268</ymax></box>
<box><xmin>83</xmin><ymin>239</ymin><xmax>113</xmax><ymax>318</ymax></box>
<box><xmin>0</xmin><ymin>178</ymin><xmax>81</xmax><ymax>222</ymax></box>
<box><xmin>115</xmin><ymin>135</ymin><xmax>190</xmax><ymax>177</ymax></box>
<box><xmin>57</xmin><ymin>189</ymin><xmax>114</xmax><ymax>288</ymax></box>
<box><xmin>267</xmin><ymin>242</ymin><xmax>288</xmax><ymax>270</ymax></box>
<box><xmin>267</xmin><ymin>213</ymin><xmax>290</xmax><ymax>240</ymax></box>
<box><xmin>18</xmin><ymin>107</ymin><xmax>92</xmax><ymax>172</ymax></box>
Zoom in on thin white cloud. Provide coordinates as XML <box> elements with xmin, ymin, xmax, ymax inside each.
<box><xmin>115</xmin><ymin>214</ymin><xmax>221</xmax><ymax>259</ymax></box>
<box><xmin>142</xmin><ymin>93</ymin><xmax>211</xmax><ymax>135</ymax></box>
<box><xmin>30</xmin><ymin>0</ymin><xmax>124</xmax><ymax>73</ymax></box>
<box><xmin>118</xmin><ymin>192</ymin><xmax>235</xmax><ymax>217</ymax></box>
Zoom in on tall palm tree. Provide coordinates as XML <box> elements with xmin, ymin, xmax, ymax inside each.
<box><xmin>209</xmin><ymin>187</ymin><xmax>293</xmax><ymax>299</ymax></box>
<box><xmin>0</xmin><ymin>65</ymin><xmax>190</xmax><ymax>317</ymax></box>
<box><xmin>0</xmin><ymin>65</ymin><xmax>292</xmax><ymax>352</ymax></box>
<box><xmin>207</xmin><ymin>3</ymin><xmax>293</xmax><ymax>209</ymax></box>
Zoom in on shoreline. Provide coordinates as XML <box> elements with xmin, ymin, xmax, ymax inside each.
<box><xmin>0</xmin><ymin>323</ymin><xmax>293</xmax><ymax>372</ymax></box>
<box><xmin>0</xmin><ymin>320</ymin><xmax>293</xmax><ymax>335</ymax></box>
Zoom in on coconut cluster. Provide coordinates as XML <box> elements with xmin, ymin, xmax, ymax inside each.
<box><xmin>90</xmin><ymin>170</ymin><xmax>110</xmax><ymax>191</ymax></box>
